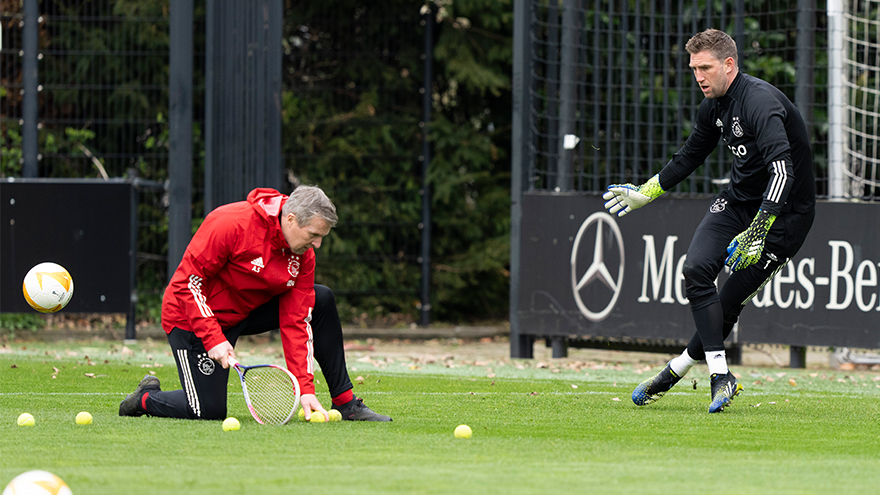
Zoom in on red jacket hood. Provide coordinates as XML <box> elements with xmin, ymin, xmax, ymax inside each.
<box><xmin>247</xmin><ymin>188</ymin><xmax>289</xmax><ymax>249</ymax></box>
<box><xmin>248</xmin><ymin>187</ymin><xmax>287</xmax><ymax>217</ymax></box>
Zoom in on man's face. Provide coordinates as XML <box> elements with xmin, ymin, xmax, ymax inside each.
<box><xmin>281</xmin><ymin>214</ymin><xmax>331</xmax><ymax>254</ymax></box>
<box><xmin>689</xmin><ymin>51</ymin><xmax>734</xmax><ymax>99</ymax></box>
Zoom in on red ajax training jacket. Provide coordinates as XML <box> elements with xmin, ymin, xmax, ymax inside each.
<box><xmin>161</xmin><ymin>188</ymin><xmax>318</xmax><ymax>394</ymax></box>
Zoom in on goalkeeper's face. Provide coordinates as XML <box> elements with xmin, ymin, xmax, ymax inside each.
<box><xmin>689</xmin><ymin>51</ymin><xmax>736</xmax><ymax>99</ymax></box>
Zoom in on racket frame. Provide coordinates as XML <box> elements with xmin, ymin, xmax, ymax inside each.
<box><xmin>228</xmin><ymin>358</ymin><xmax>301</xmax><ymax>425</ymax></box>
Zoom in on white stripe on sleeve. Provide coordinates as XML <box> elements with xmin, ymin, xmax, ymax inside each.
<box><xmin>187</xmin><ymin>275</ymin><xmax>214</xmax><ymax>318</ymax></box>
<box><xmin>768</xmin><ymin>160</ymin><xmax>788</xmax><ymax>204</ymax></box>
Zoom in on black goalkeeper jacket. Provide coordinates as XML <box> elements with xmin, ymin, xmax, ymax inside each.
<box><xmin>658</xmin><ymin>71</ymin><xmax>816</xmax><ymax>215</ymax></box>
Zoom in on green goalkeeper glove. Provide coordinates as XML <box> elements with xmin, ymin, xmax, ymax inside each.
<box><xmin>602</xmin><ymin>174</ymin><xmax>665</xmax><ymax>217</ymax></box>
<box><xmin>725</xmin><ymin>209</ymin><xmax>777</xmax><ymax>272</ymax></box>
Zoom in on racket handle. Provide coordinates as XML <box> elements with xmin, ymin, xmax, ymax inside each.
<box><xmin>226</xmin><ymin>357</ymin><xmax>239</xmax><ymax>369</ymax></box>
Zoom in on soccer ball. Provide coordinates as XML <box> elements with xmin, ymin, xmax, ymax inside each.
<box><xmin>2</xmin><ymin>470</ymin><xmax>73</xmax><ymax>495</ymax></box>
<box><xmin>22</xmin><ymin>262</ymin><xmax>74</xmax><ymax>313</ymax></box>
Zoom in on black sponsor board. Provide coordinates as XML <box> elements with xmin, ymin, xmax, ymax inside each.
<box><xmin>519</xmin><ymin>192</ymin><xmax>880</xmax><ymax>348</ymax></box>
<box><xmin>1</xmin><ymin>179</ymin><xmax>133</xmax><ymax>314</ymax></box>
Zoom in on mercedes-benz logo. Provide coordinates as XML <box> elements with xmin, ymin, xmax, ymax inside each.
<box><xmin>570</xmin><ymin>211</ymin><xmax>625</xmax><ymax>321</ymax></box>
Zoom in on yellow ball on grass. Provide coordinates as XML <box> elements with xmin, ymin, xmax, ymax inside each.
<box><xmin>222</xmin><ymin>417</ymin><xmax>240</xmax><ymax>431</ymax></box>
<box><xmin>328</xmin><ymin>409</ymin><xmax>342</xmax><ymax>422</ymax></box>
<box><xmin>309</xmin><ymin>411</ymin><xmax>326</xmax><ymax>423</ymax></box>
<box><xmin>17</xmin><ymin>413</ymin><xmax>35</xmax><ymax>427</ymax></box>
<box><xmin>75</xmin><ymin>411</ymin><xmax>93</xmax><ymax>425</ymax></box>
<box><xmin>297</xmin><ymin>408</ymin><xmax>306</xmax><ymax>422</ymax></box>
<box><xmin>454</xmin><ymin>424</ymin><xmax>472</xmax><ymax>439</ymax></box>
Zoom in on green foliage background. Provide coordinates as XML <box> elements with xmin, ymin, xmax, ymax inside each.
<box><xmin>276</xmin><ymin>0</ymin><xmax>513</xmax><ymax>323</ymax></box>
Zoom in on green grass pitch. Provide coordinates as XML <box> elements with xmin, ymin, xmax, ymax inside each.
<box><xmin>3</xmin><ymin>340</ymin><xmax>880</xmax><ymax>494</ymax></box>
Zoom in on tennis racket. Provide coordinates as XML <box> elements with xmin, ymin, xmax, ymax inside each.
<box><xmin>228</xmin><ymin>357</ymin><xmax>301</xmax><ymax>425</ymax></box>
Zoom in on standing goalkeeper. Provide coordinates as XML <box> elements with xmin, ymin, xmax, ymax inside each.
<box><xmin>602</xmin><ymin>29</ymin><xmax>815</xmax><ymax>413</ymax></box>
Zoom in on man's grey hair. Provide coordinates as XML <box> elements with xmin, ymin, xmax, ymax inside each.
<box><xmin>282</xmin><ymin>185</ymin><xmax>338</xmax><ymax>228</ymax></box>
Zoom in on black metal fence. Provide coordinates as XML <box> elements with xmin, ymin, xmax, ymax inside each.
<box><xmin>525</xmin><ymin>0</ymin><xmax>833</xmax><ymax>198</ymax></box>
<box><xmin>1</xmin><ymin>1</ymin><xmax>425</xmax><ymax>324</ymax></box>
<box><xmin>2</xmin><ymin>2</ymin><xmax>171</xmax><ymax>180</ymax></box>
<box><xmin>1</xmin><ymin>2</ymin><xmax>176</xmax><ymax>323</ymax></box>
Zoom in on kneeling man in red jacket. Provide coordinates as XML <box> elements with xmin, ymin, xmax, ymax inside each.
<box><xmin>119</xmin><ymin>185</ymin><xmax>391</xmax><ymax>422</ymax></box>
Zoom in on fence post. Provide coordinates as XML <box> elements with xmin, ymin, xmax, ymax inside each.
<box><xmin>204</xmin><ymin>0</ymin><xmax>215</xmax><ymax>212</ymax></box>
<box><xmin>790</xmin><ymin>346</ymin><xmax>807</xmax><ymax>369</ymax></box>
<box><xmin>556</xmin><ymin>0</ymin><xmax>580</xmax><ymax>193</ymax></box>
<box><xmin>796</xmin><ymin>0</ymin><xmax>815</xmax><ymax>129</ymax></box>
<box><xmin>168</xmin><ymin>0</ymin><xmax>194</xmax><ymax>279</ymax></box>
<box><xmin>827</xmin><ymin>0</ymin><xmax>846</xmax><ymax>199</ymax></box>
<box><xmin>21</xmin><ymin>0</ymin><xmax>39</xmax><ymax>178</ymax></box>
<box><xmin>204</xmin><ymin>0</ymin><xmax>283</xmax><ymax>210</ymax></box>
<box><xmin>420</xmin><ymin>5</ymin><xmax>434</xmax><ymax>326</ymax></box>
<box><xmin>510</xmin><ymin>0</ymin><xmax>534</xmax><ymax>358</ymax></box>
<box><xmin>546</xmin><ymin>2</ymin><xmax>559</xmax><ymax>186</ymax></box>
<box><xmin>126</xmin><ymin>179</ymin><xmax>139</xmax><ymax>344</ymax></box>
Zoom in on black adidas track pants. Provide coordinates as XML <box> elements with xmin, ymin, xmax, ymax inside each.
<box><xmin>681</xmin><ymin>194</ymin><xmax>815</xmax><ymax>360</ymax></box>
<box><xmin>144</xmin><ymin>285</ymin><xmax>353</xmax><ymax>420</ymax></box>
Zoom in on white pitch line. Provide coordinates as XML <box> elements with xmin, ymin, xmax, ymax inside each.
<box><xmin>350</xmin><ymin>389</ymin><xmax>880</xmax><ymax>400</ymax></box>
<box><xmin>0</xmin><ymin>392</ymin><xmax>123</xmax><ymax>396</ymax></box>
<box><xmin>0</xmin><ymin>392</ymin><xmax>247</xmax><ymax>396</ymax></box>
<box><xmin>0</xmin><ymin>389</ymin><xmax>874</xmax><ymax>399</ymax></box>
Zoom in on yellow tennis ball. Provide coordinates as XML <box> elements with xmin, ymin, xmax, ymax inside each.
<box><xmin>17</xmin><ymin>413</ymin><xmax>35</xmax><ymax>427</ymax></box>
<box><xmin>309</xmin><ymin>411</ymin><xmax>326</xmax><ymax>423</ymax></box>
<box><xmin>75</xmin><ymin>411</ymin><xmax>93</xmax><ymax>425</ymax></box>
<box><xmin>454</xmin><ymin>424</ymin><xmax>472</xmax><ymax>439</ymax></box>
<box><xmin>222</xmin><ymin>417</ymin><xmax>240</xmax><ymax>431</ymax></box>
<box><xmin>327</xmin><ymin>409</ymin><xmax>342</xmax><ymax>422</ymax></box>
<box><xmin>297</xmin><ymin>408</ymin><xmax>306</xmax><ymax>422</ymax></box>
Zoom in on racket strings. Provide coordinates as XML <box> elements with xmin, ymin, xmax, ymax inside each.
<box><xmin>241</xmin><ymin>367</ymin><xmax>298</xmax><ymax>425</ymax></box>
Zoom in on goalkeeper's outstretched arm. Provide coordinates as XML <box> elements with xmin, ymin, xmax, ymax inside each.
<box><xmin>602</xmin><ymin>174</ymin><xmax>666</xmax><ymax>217</ymax></box>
